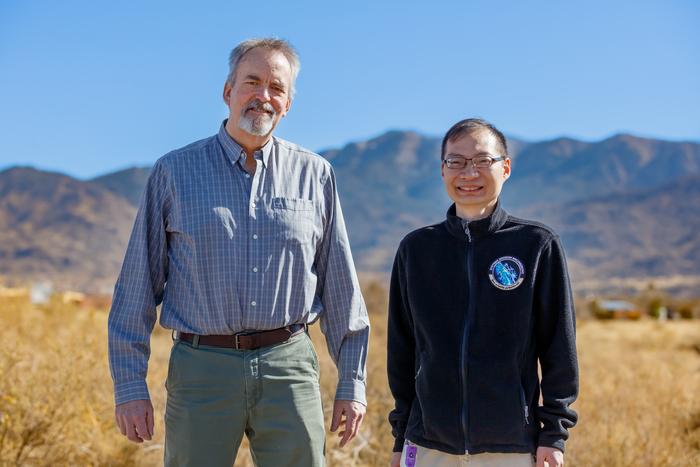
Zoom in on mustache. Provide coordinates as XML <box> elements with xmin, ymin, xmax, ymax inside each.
<box><xmin>244</xmin><ymin>99</ymin><xmax>275</xmax><ymax>115</ymax></box>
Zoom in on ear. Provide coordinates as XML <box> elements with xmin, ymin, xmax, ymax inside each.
<box><xmin>440</xmin><ymin>160</ymin><xmax>446</xmax><ymax>178</ymax></box>
<box><xmin>223</xmin><ymin>81</ymin><xmax>232</xmax><ymax>105</ymax></box>
<box><xmin>283</xmin><ymin>97</ymin><xmax>292</xmax><ymax>116</ymax></box>
<box><xmin>503</xmin><ymin>158</ymin><xmax>511</xmax><ymax>180</ymax></box>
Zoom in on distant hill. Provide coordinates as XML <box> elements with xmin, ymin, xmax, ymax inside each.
<box><xmin>0</xmin><ymin>167</ymin><xmax>136</xmax><ymax>292</ymax></box>
<box><xmin>320</xmin><ymin>132</ymin><xmax>700</xmax><ymax>279</ymax></box>
<box><xmin>1</xmin><ymin>131</ymin><xmax>699</xmax><ymax>295</ymax></box>
<box><xmin>501</xmin><ymin>134</ymin><xmax>700</xmax><ymax>209</ymax></box>
<box><xmin>521</xmin><ymin>173</ymin><xmax>700</xmax><ymax>295</ymax></box>
<box><xmin>320</xmin><ymin>131</ymin><xmax>449</xmax><ymax>270</ymax></box>
<box><xmin>91</xmin><ymin>167</ymin><xmax>151</xmax><ymax>206</ymax></box>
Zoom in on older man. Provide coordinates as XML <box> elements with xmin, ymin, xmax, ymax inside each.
<box><xmin>108</xmin><ymin>38</ymin><xmax>369</xmax><ymax>467</ymax></box>
<box><xmin>387</xmin><ymin>118</ymin><xmax>578</xmax><ymax>467</ymax></box>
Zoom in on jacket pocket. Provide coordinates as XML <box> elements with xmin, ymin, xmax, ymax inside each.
<box><xmin>519</xmin><ymin>384</ymin><xmax>530</xmax><ymax>425</ymax></box>
<box><xmin>414</xmin><ymin>353</ymin><xmax>425</xmax><ymax>397</ymax></box>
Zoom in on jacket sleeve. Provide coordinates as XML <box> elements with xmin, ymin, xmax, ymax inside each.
<box><xmin>387</xmin><ymin>246</ymin><xmax>416</xmax><ymax>452</ymax></box>
<box><xmin>534</xmin><ymin>235</ymin><xmax>579</xmax><ymax>452</ymax></box>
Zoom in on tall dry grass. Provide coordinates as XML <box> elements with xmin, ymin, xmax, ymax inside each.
<box><xmin>0</xmin><ymin>285</ymin><xmax>699</xmax><ymax>466</ymax></box>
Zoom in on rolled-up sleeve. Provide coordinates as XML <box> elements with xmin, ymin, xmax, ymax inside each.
<box><xmin>315</xmin><ymin>167</ymin><xmax>370</xmax><ymax>405</ymax></box>
<box><xmin>108</xmin><ymin>160</ymin><xmax>171</xmax><ymax>405</ymax></box>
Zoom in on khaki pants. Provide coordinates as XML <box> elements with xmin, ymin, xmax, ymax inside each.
<box><xmin>400</xmin><ymin>440</ymin><xmax>534</xmax><ymax>467</ymax></box>
<box><xmin>164</xmin><ymin>331</ymin><xmax>325</xmax><ymax>467</ymax></box>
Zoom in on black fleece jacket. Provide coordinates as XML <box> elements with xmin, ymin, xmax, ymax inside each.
<box><xmin>388</xmin><ymin>203</ymin><xmax>578</xmax><ymax>455</ymax></box>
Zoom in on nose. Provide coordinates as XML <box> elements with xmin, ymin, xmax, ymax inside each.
<box><xmin>458</xmin><ymin>162</ymin><xmax>479</xmax><ymax>178</ymax></box>
<box><xmin>255</xmin><ymin>85</ymin><xmax>271</xmax><ymax>101</ymax></box>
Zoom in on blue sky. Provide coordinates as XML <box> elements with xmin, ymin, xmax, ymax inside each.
<box><xmin>1</xmin><ymin>0</ymin><xmax>698</xmax><ymax>178</ymax></box>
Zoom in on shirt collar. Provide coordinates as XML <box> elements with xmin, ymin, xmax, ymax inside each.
<box><xmin>216</xmin><ymin>119</ymin><xmax>273</xmax><ymax>168</ymax></box>
<box><xmin>444</xmin><ymin>201</ymin><xmax>509</xmax><ymax>241</ymax></box>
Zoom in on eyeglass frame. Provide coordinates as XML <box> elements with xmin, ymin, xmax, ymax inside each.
<box><xmin>442</xmin><ymin>154</ymin><xmax>506</xmax><ymax>170</ymax></box>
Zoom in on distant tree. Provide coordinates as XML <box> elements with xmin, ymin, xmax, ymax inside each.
<box><xmin>648</xmin><ymin>298</ymin><xmax>664</xmax><ymax>319</ymax></box>
<box><xmin>678</xmin><ymin>303</ymin><xmax>696</xmax><ymax>320</ymax></box>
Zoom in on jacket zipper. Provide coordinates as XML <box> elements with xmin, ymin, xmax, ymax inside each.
<box><xmin>460</xmin><ymin>222</ymin><xmax>473</xmax><ymax>453</ymax></box>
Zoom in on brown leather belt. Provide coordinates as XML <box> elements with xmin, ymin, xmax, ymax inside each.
<box><xmin>178</xmin><ymin>323</ymin><xmax>306</xmax><ymax>350</ymax></box>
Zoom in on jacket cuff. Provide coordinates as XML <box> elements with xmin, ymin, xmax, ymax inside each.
<box><xmin>393</xmin><ymin>434</ymin><xmax>406</xmax><ymax>452</ymax></box>
<box><xmin>114</xmin><ymin>379</ymin><xmax>150</xmax><ymax>406</ymax></box>
<box><xmin>335</xmin><ymin>379</ymin><xmax>366</xmax><ymax>406</ymax></box>
<box><xmin>538</xmin><ymin>436</ymin><xmax>566</xmax><ymax>453</ymax></box>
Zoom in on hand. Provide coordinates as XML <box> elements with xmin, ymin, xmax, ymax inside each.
<box><xmin>330</xmin><ymin>400</ymin><xmax>366</xmax><ymax>447</ymax></box>
<box><xmin>390</xmin><ymin>451</ymin><xmax>402</xmax><ymax>467</ymax></box>
<box><xmin>536</xmin><ymin>446</ymin><xmax>564</xmax><ymax>467</ymax></box>
<box><xmin>115</xmin><ymin>399</ymin><xmax>154</xmax><ymax>443</ymax></box>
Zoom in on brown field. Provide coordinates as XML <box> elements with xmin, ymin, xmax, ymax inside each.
<box><xmin>1</xmin><ymin>286</ymin><xmax>699</xmax><ymax>466</ymax></box>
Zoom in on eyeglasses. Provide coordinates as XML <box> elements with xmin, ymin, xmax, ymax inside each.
<box><xmin>443</xmin><ymin>155</ymin><xmax>505</xmax><ymax>170</ymax></box>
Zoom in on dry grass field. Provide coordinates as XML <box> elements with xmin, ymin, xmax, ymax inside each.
<box><xmin>1</xmin><ymin>285</ymin><xmax>699</xmax><ymax>466</ymax></box>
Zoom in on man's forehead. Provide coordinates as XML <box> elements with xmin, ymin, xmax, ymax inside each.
<box><xmin>447</xmin><ymin>130</ymin><xmax>499</xmax><ymax>154</ymax></box>
<box><xmin>239</xmin><ymin>48</ymin><xmax>292</xmax><ymax>73</ymax></box>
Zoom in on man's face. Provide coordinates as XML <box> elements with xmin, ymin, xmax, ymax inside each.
<box><xmin>441</xmin><ymin>129</ymin><xmax>511</xmax><ymax>214</ymax></box>
<box><xmin>223</xmin><ymin>48</ymin><xmax>292</xmax><ymax>139</ymax></box>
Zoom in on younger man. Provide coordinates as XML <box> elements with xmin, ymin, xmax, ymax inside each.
<box><xmin>387</xmin><ymin>118</ymin><xmax>578</xmax><ymax>467</ymax></box>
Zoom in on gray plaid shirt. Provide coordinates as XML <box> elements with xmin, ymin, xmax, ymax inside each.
<box><xmin>108</xmin><ymin>122</ymin><xmax>369</xmax><ymax>406</ymax></box>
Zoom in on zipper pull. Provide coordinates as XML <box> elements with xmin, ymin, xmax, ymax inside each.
<box><xmin>463</xmin><ymin>222</ymin><xmax>472</xmax><ymax>242</ymax></box>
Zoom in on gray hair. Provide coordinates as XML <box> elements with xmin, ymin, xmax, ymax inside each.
<box><xmin>227</xmin><ymin>38</ymin><xmax>300</xmax><ymax>98</ymax></box>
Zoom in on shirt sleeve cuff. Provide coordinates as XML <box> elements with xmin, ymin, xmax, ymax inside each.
<box><xmin>334</xmin><ymin>379</ymin><xmax>367</xmax><ymax>406</ymax></box>
<box><xmin>114</xmin><ymin>380</ymin><xmax>151</xmax><ymax>406</ymax></box>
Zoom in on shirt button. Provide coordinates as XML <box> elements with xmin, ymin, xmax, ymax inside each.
<box><xmin>252</xmin><ymin>234</ymin><xmax>258</xmax><ymax>240</ymax></box>
<box><xmin>251</xmin><ymin>301</ymin><xmax>257</xmax><ymax>307</ymax></box>
<box><xmin>252</xmin><ymin>267</ymin><xmax>258</xmax><ymax>273</ymax></box>
<box><xmin>245</xmin><ymin>173</ymin><xmax>250</xmax><ymax>178</ymax></box>
<box><xmin>251</xmin><ymin>202</ymin><xmax>256</xmax><ymax>208</ymax></box>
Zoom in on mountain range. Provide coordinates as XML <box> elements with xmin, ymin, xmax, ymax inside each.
<box><xmin>1</xmin><ymin>131</ymin><xmax>698</xmax><ymax>295</ymax></box>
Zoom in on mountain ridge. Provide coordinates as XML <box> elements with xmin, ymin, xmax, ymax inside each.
<box><xmin>1</xmin><ymin>131</ymin><xmax>698</xmax><ymax>294</ymax></box>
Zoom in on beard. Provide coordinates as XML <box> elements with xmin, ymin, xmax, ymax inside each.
<box><xmin>238</xmin><ymin>99</ymin><xmax>276</xmax><ymax>136</ymax></box>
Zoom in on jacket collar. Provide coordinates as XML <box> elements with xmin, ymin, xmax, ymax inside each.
<box><xmin>444</xmin><ymin>201</ymin><xmax>509</xmax><ymax>241</ymax></box>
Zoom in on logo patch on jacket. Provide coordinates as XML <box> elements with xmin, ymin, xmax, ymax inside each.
<box><xmin>489</xmin><ymin>256</ymin><xmax>525</xmax><ymax>290</ymax></box>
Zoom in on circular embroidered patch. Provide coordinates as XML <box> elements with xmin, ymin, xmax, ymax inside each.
<box><xmin>489</xmin><ymin>256</ymin><xmax>525</xmax><ymax>290</ymax></box>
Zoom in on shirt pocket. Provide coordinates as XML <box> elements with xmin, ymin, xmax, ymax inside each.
<box><xmin>271</xmin><ymin>197</ymin><xmax>315</xmax><ymax>245</ymax></box>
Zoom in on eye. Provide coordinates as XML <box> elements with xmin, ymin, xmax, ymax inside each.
<box><xmin>474</xmin><ymin>156</ymin><xmax>492</xmax><ymax>168</ymax></box>
<box><xmin>445</xmin><ymin>158</ymin><xmax>465</xmax><ymax>169</ymax></box>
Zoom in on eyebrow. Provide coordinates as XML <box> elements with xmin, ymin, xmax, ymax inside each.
<box><xmin>241</xmin><ymin>74</ymin><xmax>286</xmax><ymax>89</ymax></box>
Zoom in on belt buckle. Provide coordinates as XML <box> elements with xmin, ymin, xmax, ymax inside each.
<box><xmin>233</xmin><ymin>332</ymin><xmax>246</xmax><ymax>350</ymax></box>
<box><xmin>233</xmin><ymin>330</ymin><xmax>254</xmax><ymax>349</ymax></box>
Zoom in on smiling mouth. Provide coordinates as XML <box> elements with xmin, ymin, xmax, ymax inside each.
<box><xmin>246</xmin><ymin>108</ymin><xmax>273</xmax><ymax>116</ymax></box>
<box><xmin>457</xmin><ymin>186</ymin><xmax>483</xmax><ymax>193</ymax></box>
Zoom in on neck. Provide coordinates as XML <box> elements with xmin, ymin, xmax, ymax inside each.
<box><xmin>455</xmin><ymin>202</ymin><xmax>496</xmax><ymax>222</ymax></box>
<box><xmin>225</xmin><ymin>120</ymin><xmax>271</xmax><ymax>158</ymax></box>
